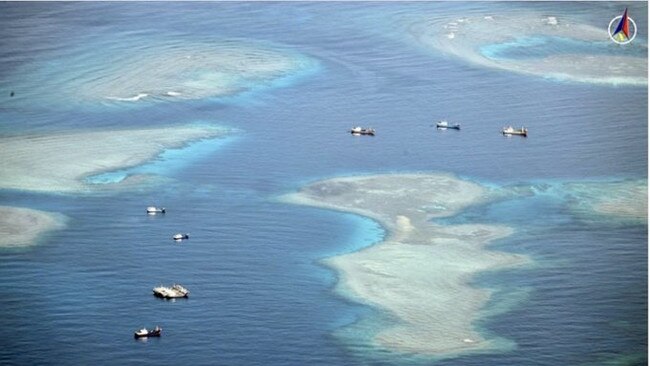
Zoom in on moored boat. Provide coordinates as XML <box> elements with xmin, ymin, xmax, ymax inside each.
<box><xmin>436</xmin><ymin>120</ymin><xmax>460</xmax><ymax>130</ymax></box>
<box><xmin>502</xmin><ymin>126</ymin><xmax>527</xmax><ymax>137</ymax></box>
<box><xmin>146</xmin><ymin>206</ymin><xmax>165</xmax><ymax>214</ymax></box>
<box><xmin>153</xmin><ymin>284</ymin><xmax>190</xmax><ymax>298</ymax></box>
<box><xmin>173</xmin><ymin>233</ymin><xmax>189</xmax><ymax>241</ymax></box>
<box><xmin>350</xmin><ymin>126</ymin><xmax>375</xmax><ymax>136</ymax></box>
<box><xmin>134</xmin><ymin>326</ymin><xmax>162</xmax><ymax>338</ymax></box>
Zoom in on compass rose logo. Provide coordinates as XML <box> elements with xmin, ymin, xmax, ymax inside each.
<box><xmin>608</xmin><ymin>8</ymin><xmax>637</xmax><ymax>45</ymax></box>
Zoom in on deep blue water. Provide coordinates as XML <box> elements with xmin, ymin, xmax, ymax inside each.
<box><xmin>0</xmin><ymin>2</ymin><xmax>647</xmax><ymax>366</ymax></box>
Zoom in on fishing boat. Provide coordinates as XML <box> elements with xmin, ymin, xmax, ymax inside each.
<box><xmin>146</xmin><ymin>206</ymin><xmax>165</xmax><ymax>214</ymax></box>
<box><xmin>153</xmin><ymin>284</ymin><xmax>189</xmax><ymax>299</ymax></box>
<box><xmin>173</xmin><ymin>233</ymin><xmax>189</xmax><ymax>241</ymax></box>
<box><xmin>502</xmin><ymin>126</ymin><xmax>527</xmax><ymax>137</ymax></box>
<box><xmin>134</xmin><ymin>326</ymin><xmax>162</xmax><ymax>338</ymax></box>
<box><xmin>350</xmin><ymin>127</ymin><xmax>375</xmax><ymax>136</ymax></box>
<box><xmin>436</xmin><ymin>120</ymin><xmax>460</xmax><ymax>130</ymax></box>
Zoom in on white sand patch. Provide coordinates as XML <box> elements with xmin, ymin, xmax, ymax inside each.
<box><xmin>395</xmin><ymin>215</ymin><xmax>414</xmax><ymax>232</ymax></box>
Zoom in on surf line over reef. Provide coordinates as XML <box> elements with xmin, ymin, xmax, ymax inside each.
<box><xmin>285</xmin><ymin>173</ymin><xmax>529</xmax><ymax>357</ymax></box>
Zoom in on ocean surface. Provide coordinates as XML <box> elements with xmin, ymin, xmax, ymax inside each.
<box><xmin>0</xmin><ymin>2</ymin><xmax>647</xmax><ymax>365</ymax></box>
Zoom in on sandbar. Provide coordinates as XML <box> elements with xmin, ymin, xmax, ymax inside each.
<box><xmin>0</xmin><ymin>124</ymin><xmax>229</xmax><ymax>193</ymax></box>
<box><xmin>0</xmin><ymin>206</ymin><xmax>66</xmax><ymax>248</ymax></box>
<box><xmin>285</xmin><ymin>173</ymin><xmax>527</xmax><ymax>357</ymax></box>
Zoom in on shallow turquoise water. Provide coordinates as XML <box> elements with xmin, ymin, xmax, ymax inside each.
<box><xmin>85</xmin><ymin>131</ymin><xmax>240</xmax><ymax>185</ymax></box>
<box><xmin>480</xmin><ymin>36</ymin><xmax>646</xmax><ymax>60</ymax></box>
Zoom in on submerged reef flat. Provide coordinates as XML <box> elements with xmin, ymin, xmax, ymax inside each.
<box><xmin>563</xmin><ymin>180</ymin><xmax>648</xmax><ymax>224</ymax></box>
<box><xmin>0</xmin><ymin>206</ymin><xmax>66</xmax><ymax>248</ymax></box>
<box><xmin>0</xmin><ymin>125</ymin><xmax>228</xmax><ymax>193</ymax></box>
<box><xmin>286</xmin><ymin>174</ymin><xmax>527</xmax><ymax>357</ymax></box>
<box><xmin>12</xmin><ymin>40</ymin><xmax>317</xmax><ymax>107</ymax></box>
<box><xmin>93</xmin><ymin>42</ymin><xmax>317</xmax><ymax>103</ymax></box>
<box><xmin>408</xmin><ymin>13</ymin><xmax>647</xmax><ymax>85</ymax></box>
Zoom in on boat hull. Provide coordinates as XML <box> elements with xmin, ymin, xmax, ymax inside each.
<box><xmin>350</xmin><ymin>127</ymin><xmax>375</xmax><ymax>136</ymax></box>
<box><xmin>153</xmin><ymin>290</ymin><xmax>189</xmax><ymax>299</ymax></box>
<box><xmin>153</xmin><ymin>284</ymin><xmax>189</xmax><ymax>299</ymax></box>
<box><xmin>351</xmin><ymin>132</ymin><xmax>374</xmax><ymax>136</ymax></box>
<box><xmin>146</xmin><ymin>207</ymin><xmax>165</xmax><ymax>214</ymax></box>
<box><xmin>134</xmin><ymin>330</ymin><xmax>161</xmax><ymax>338</ymax></box>
<box><xmin>502</xmin><ymin>131</ymin><xmax>527</xmax><ymax>136</ymax></box>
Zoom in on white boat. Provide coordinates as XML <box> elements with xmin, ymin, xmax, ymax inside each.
<box><xmin>134</xmin><ymin>326</ymin><xmax>162</xmax><ymax>338</ymax></box>
<box><xmin>173</xmin><ymin>233</ymin><xmax>189</xmax><ymax>241</ymax></box>
<box><xmin>350</xmin><ymin>126</ymin><xmax>375</xmax><ymax>135</ymax></box>
<box><xmin>436</xmin><ymin>120</ymin><xmax>460</xmax><ymax>130</ymax></box>
<box><xmin>502</xmin><ymin>126</ymin><xmax>528</xmax><ymax>136</ymax></box>
<box><xmin>146</xmin><ymin>206</ymin><xmax>165</xmax><ymax>214</ymax></box>
<box><xmin>153</xmin><ymin>284</ymin><xmax>189</xmax><ymax>298</ymax></box>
